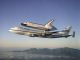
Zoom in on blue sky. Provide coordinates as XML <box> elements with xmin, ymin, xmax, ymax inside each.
<box><xmin>0</xmin><ymin>0</ymin><xmax>80</xmax><ymax>49</ymax></box>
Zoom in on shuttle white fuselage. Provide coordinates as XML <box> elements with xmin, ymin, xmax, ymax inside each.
<box><xmin>21</xmin><ymin>20</ymin><xmax>57</xmax><ymax>31</ymax></box>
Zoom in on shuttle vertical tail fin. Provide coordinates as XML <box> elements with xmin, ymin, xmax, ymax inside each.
<box><xmin>44</xmin><ymin>19</ymin><xmax>54</xmax><ymax>29</ymax></box>
<box><xmin>45</xmin><ymin>19</ymin><xmax>54</xmax><ymax>26</ymax></box>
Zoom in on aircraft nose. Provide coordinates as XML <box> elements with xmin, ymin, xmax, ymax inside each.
<box><xmin>8</xmin><ymin>29</ymin><xmax>13</xmax><ymax>32</ymax></box>
<box><xmin>21</xmin><ymin>23</ymin><xmax>27</xmax><ymax>26</ymax></box>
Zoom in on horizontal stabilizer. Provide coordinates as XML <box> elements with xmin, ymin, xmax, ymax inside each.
<box><xmin>72</xmin><ymin>31</ymin><xmax>75</xmax><ymax>37</ymax></box>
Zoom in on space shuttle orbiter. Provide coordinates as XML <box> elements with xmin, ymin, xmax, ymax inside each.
<box><xmin>21</xmin><ymin>20</ymin><xmax>57</xmax><ymax>31</ymax></box>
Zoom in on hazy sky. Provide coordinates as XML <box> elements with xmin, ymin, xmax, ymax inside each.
<box><xmin>0</xmin><ymin>0</ymin><xmax>80</xmax><ymax>49</ymax></box>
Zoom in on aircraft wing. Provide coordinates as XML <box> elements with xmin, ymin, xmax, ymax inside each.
<box><xmin>19</xmin><ymin>27</ymin><xmax>59</xmax><ymax>36</ymax></box>
<box><xmin>21</xmin><ymin>28</ymin><xmax>59</xmax><ymax>34</ymax></box>
<box><xmin>19</xmin><ymin>29</ymin><xmax>55</xmax><ymax>37</ymax></box>
<box><xmin>21</xmin><ymin>30</ymin><xmax>45</xmax><ymax>34</ymax></box>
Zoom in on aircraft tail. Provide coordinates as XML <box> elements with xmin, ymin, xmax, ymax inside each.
<box><xmin>72</xmin><ymin>31</ymin><xmax>75</xmax><ymax>37</ymax></box>
<box><xmin>63</xmin><ymin>26</ymin><xmax>72</xmax><ymax>35</ymax></box>
<box><xmin>44</xmin><ymin>19</ymin><xmax>54</xmax><ymax>29</ymax></box>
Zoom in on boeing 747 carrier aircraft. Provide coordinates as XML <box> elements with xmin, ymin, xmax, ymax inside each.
<box><xmin>9</xmin><ymin>26</ymin><xmax>75</xmax><ymax>38</ymax></box>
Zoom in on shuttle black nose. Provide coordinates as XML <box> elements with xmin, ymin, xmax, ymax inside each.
<box><xmin>21</xmin><ymin>23</ymin><xmax>26</xmax><ymax>26</ymax></box>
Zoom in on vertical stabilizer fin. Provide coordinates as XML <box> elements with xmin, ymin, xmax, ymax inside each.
<box><xmin>45</xmin><ymin>19</ymin><xmax>54</xmax><ymax>26</ymax></box>
<box><xmin>63</xmin><ymin>26</ymin><xmax>72</xmax><ymax>35</ymax></box>
<box><xmin>45</xmin><ymin>19</ymin><xmax>54</xmax><ymax>29</ymax></box>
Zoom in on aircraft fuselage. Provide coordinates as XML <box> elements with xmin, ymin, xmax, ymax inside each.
<box><xmin>21</xmin><ymin>22</ymin><xmax>50</xmax><ymax>30</ymax></box>
<box><xmin>9</xmin><ymin>27</ymin><xmax>74</xmax><ymax>38</ymax></box>
<box><xmin>21</xmin><ymin>20</ymin><xmax>57</xmax><ymax>31</ymax></box>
